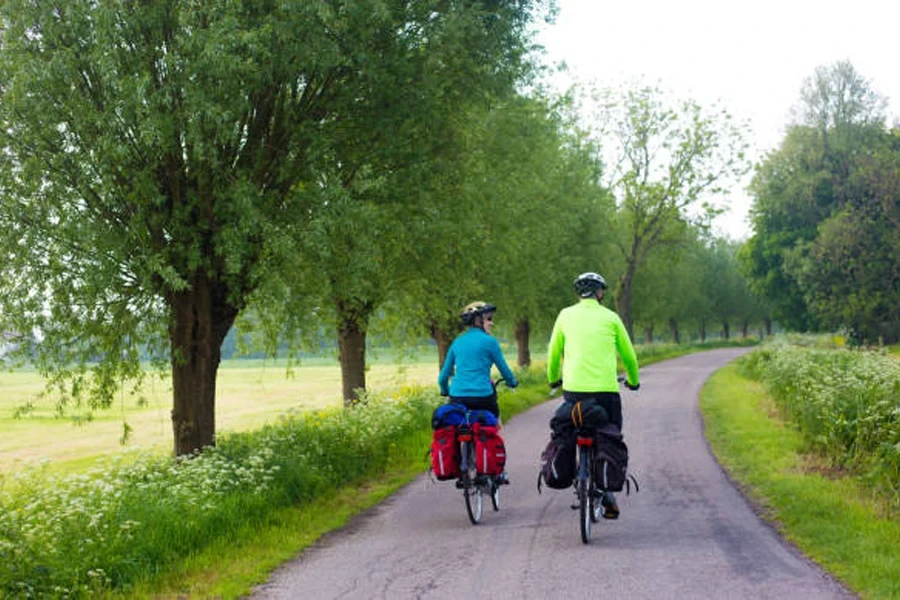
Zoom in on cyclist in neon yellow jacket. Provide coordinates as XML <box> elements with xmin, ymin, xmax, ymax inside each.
<box><xmin>547</xmin><ymin>271</ymin><xmax>640</xmax><ymax>518</ymax></box>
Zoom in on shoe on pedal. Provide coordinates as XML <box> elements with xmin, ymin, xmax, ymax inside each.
<box><xmin>496</xmin><ymin>471</ymin><xmax>510</xmax><ymax>485</ymax></box>
<box><xmin>601</xmin><ymin>491</ymin><xmax>619</xmax><ymax>519</ymax></box>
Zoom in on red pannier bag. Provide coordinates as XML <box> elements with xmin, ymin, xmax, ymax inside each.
<box><xmin>430</xmin><ymin>426</ymin><xmax>460</xmax><ymax>480</ymax></box>
<box><xmin>473</xmin><ymin>423</ymin><xmax>506</xmax><ymax>476</ymax></box>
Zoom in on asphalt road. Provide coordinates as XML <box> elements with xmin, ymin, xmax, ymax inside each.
<box><xmin>251</xmin><ymin>348</ymin><xmax>855</xmax><ymax>600</ymax></box>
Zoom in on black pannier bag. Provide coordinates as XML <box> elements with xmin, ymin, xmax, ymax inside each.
<box><xmin>537</xmin><ymin>431</ymin><xmax>576</xmax><ymax>491</ymax></box>
<box><xmin>594</xmin><ymin>423</ymin><xmax>639</xmax><ymax>494</ymax></box>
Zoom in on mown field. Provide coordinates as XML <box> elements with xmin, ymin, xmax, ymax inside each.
<box><xmin>0</xmin><ymin>357</ymin><xmax>441</xmax><ymax>474</ymax></box>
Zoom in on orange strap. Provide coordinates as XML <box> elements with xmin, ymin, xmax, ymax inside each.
<box><xmin>571</xmin><ymin>401</ymin><xmax>583</xmax><ymax>428</ymax></box>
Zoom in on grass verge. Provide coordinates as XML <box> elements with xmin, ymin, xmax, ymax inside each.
<box><xmin>701</xmin><ymin>362</ymin><xmax>900</xmax><ymax>599</ymax></box>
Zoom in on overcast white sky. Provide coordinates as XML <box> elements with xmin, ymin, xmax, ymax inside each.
<box><xmin>535</xmin><ymin>0</ymin><xmax>900</xmax><ymax>239</ymax></box>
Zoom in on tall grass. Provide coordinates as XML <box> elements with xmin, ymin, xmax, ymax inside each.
<box><xmin>0</xmin><ymin>385</ymin><xmax>440</xmax><ymax>598</ymax></box>
<box><xmin>739</xmin><ymin>340</ymin><xmax>900</xmax><ymax>505</ymax></box>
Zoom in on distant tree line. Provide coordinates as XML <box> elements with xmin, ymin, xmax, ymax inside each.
<box><xmin>739</xmin><ymin>61</ymin><xmax>899</xmax><ymax>345</ymax></box>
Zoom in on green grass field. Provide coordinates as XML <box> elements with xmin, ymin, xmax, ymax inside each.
<box><xmin>0</xmin><ymin>357</ymin><xmax>441</xmax><ymax>473</ymax></box>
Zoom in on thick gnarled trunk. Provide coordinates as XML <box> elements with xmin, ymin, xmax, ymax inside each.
<box><xmin>338</xmin><ymin>319</ymin><xmax>367</xmax><ymax>407</ymax></box>
<box><xmin>336</xmin><ymin>299</ymin><xmax>373</xmax><ymax>407</ymax></box>
<box><xmin>514</xmin><ymin>318</ymin><xmax>530</xmax><ymax>367</ymax></box>
<box><xmin>168</xmin><ymin>279</ymin><xmax>237</xmax><ymax>456</ymax></box>
<box><xmin>430</xmin><ymin>320</ymin><xmax>456</xmax><ymax>370</ymax></box>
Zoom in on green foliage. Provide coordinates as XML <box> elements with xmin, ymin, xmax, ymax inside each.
<box><xmin>739</xmin><ymin>341</ymin><xmax>900</xmax><ymax>503</ymax></box>
<box><xmin>0</xmin><ymin>0</ymin><xmax>553</xmax><ymax>450</ymax></box>
<box><xmin>579</xmin><ymin>82</ymin><xmax>751</xmax><ymax>334</ymax></box>
<box><xmin>702</xmin><ymin>363</ymin><xmax>900</xmax><ymax>599</ymax></box>
<box><xmin>0</xmin><ymin>385</ymin><xmax>440</xmax><ymax>597</ymax></box>
<box><xmin>742</xmin><ymin>61</ymin><xmax>899</xmax><ymax>341</ymax></box>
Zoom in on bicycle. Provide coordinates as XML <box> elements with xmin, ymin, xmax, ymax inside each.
<box><xmin>454</xmin><ymin>378</ymin><xmax>511</xmax><ymax>525</ymax></box>
<box><xmin>572</xmin><ymin>375</ymin><xmax>635</xmax><ymax>544</ymax></box>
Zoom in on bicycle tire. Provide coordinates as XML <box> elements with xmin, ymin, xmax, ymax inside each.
<box><xmin>461</xmin><ymin>442</ymin><xmax>482</xmax><ymax>525</ymax></box>
<box><xmin>578</xmin><ymin>446</ymin><xmax>592</xmax><ymax>543</ymax></box>
<box><xmin>589</xmin><ymin>481</ymin><xmax>602</xmax><ymax>523</ymax></box>
<box><xmin>465</xmin><ymin>478</ymin><xmax>483</xmax><ymax>524</ymax></box>
<box><xmin>490</xmin><ymin>479</ymin><xmax>500</xmax><ymax>511</ymax></box>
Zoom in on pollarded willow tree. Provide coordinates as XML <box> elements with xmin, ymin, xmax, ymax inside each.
<box><xmin>0</xmin><ymin>0</ymin><xmax>550</xmax><ymax>455</ymax></box>
<box><xmin>584</xmin><ymin>83</ymin><xmax>751</xmax><ymax>337</ymax></box>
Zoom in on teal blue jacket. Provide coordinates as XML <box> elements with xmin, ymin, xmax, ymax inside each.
<box><xmin>438</xmin><ymin>327</ymin><xmax>518</xmax><ymax>397</ymax></box>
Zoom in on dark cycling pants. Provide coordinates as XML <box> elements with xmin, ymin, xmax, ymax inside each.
<box><xmin>562</xmin><ymin>391</ymin><xmax>623</xmax><ymax>431</ymax></box>
<box><xmin>451</xmin><ymin>390</ymin><xmax>500</xmax><ymax>418</ymax></box>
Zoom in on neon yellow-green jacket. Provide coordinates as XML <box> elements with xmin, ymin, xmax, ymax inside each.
<box><xmin>547</xmin><ymin>299</ymin><xmax>639</xmax><ymax>392</ymax></box>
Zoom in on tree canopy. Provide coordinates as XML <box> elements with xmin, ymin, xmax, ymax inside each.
<box><xmin>0</xmin><ymin>0</ymin><xmax>552</xmax><ymax>454</ymax></box>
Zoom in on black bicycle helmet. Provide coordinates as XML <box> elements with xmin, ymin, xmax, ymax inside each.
<box><xmin>460</xmin><ymin>301</ymin><xmax>497</xmax><ymax>325</ymax></box>
<box><xmin>573</xmin><ymin>272</ymin><xmax>607</xmax><ymax>297</ymax></box>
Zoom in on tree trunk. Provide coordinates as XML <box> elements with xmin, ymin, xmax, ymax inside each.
<box><xmin>722</xmin><ymin>320</ymin><xmax>730</xmax><ymax>339</ymax></box>
<box><xmin>514</xmin><ymin>318</ymin><xmax>531</xmax><ymax>367</ymax></box>
<box><xmin>644</xmin><ymin>323</ymin><xmax>654</xmax><ymax>344</ymax></box>
<box><xmin>430</xmin><ymin>322</ymin><xmax>454</xmax><ymax>370</ymax></box>
<box><xmin>699</xmin><ymin>319</ymin><xmax>707</xmax><ymax>342</ymax></box>
<box><xmin>668</xmin><ymin>318</ymin><xmax>680</xmax><ymax>344</ymax></box>
<box><xmin>168</xmin><ymin>278</ymin><xmax>237</xmax><ymax>457</ymax></box>
<box><xmin>741</xmin><ymin>321</ymin><xmax>749</xmax><ymax>338</ymax></box>
<box><xmin>764</xmin><ymin>318</ymin><xmax>772</xmax><ymax>336</ymax></box>
<box><xmin>616</xmin><ymin>266</ymin><xmax>636</xmax><ymax>339</ymax></box>
<box><xmin>336</xmin><ymin>300</ymin><xmax>372</xmax><ymax>407</ymax></box>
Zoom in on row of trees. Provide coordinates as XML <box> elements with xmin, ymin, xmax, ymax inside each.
<box><xmin>0</xmin><ymin>1</ymin><xmax>765</xmax><ymax>457</ymax></box>
<box><xmin>739</xmin><ymin>61</ymin><xmax>899</xmax><ymax>345</ymax></box>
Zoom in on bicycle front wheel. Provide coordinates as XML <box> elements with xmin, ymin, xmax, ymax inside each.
<box><xmin>490</xmin><ymin>479</ymin><xmax>500</xmax><ymax>511</ymax></box>
<box><xmin>589</xmin><ymin>483</ymin><xmax>602</xmax><ymax>523</ymax></box>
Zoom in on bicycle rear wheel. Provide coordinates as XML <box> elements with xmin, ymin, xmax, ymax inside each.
<box><xmin>490</xmin><ymin>479</ymin><xmax>500</xmax><ymax>511</ymax></box>
<box><xmin>461</xmin><ymin>442</ymin><xmax>482</xmax><ymax>525</ymax></box>
<box><xmin>578</xmin><ymin>447</ymin><xmax>592</xmax><ymax>543</ymax></box>
<box><xmin>579</xmin><ymin>476</ymin><xmax>591</xmax><ymax>543</ymax></box>
<box><xmin>465</xmin><ymin>477</ymin><xmax>483</xmax><ymax>524</ymax></box>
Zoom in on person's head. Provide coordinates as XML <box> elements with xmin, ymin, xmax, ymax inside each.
<box><xmin>460</xmin><ymin>301</ymin><xmax>497</xmax><ymax>330</ymax></box>
<box><xmin>573</xmin><ymin>272</ymin><xmax>607</xmax><ymax>299</ymax></box>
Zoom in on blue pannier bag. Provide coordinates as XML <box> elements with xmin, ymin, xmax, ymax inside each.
<box><xmin>468</xmin><ymin>409</ymin><xmax>499</xmax><ymax>427</ymax></box>
<box><xmin>431</xmin><ymin>403</ymin><xmax>468</xmax><ymax>430</ymax></box>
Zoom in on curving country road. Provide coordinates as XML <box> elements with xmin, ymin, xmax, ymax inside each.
<box><xmin>251</xmin><ymin>349</ymin><xmax>855</xmax><ymax>599</ymax></box>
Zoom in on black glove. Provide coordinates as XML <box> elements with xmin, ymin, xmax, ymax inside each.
<box><xmin>549</xmin><ymin>379</ymin><xmax>562</xmax><ymax>389</ymax></box>
<box><xmin>624</xmin><ymin>381</ymin><xmax>640</xmax><ymax>391</ymax></box>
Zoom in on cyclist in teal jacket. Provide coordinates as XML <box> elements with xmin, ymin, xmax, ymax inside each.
<box><xmin>438</xmin><ymin>301</ymin><xmax>518</xmax><ymax>485</ymax></box>
<box><xmin>547</xmin><ymin>272</ymin><xmax>639</xmax><ymax>518</ymax></box>
<box><xmin>438</xmin><ymin>301</ymin><xmax>518</xmax><ymax>418</ymax></box>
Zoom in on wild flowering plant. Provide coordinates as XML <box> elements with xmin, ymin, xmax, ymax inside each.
<box><xmin>0</xmin><ymin>385</ymin><xmax>440</xmax><ymax>598</ymax></box>
<box><xmin>740</xmin><ymin>340</ymin><xmax>900</xmax><ymax>501</ymax></box>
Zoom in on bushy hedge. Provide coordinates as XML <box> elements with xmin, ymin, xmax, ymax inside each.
<box><xmin>739</xmin><ymin>341</ymin><xmax>900</xmax><ymax>502</ymax></box>
<box><xmin>0</xmin><ymin>385</ymin><xmax>441</xmax><ymax>599</ymax></box>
